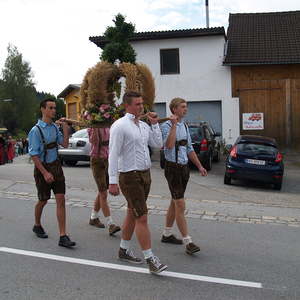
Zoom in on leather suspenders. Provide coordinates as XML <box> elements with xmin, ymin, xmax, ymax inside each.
<box><xmin>35</xmin><ymin>124</ymin><xmax>59</xmax><ymax>162</ymax></box>
<box><xmin>166</xmin><ymin>122</ymin><xmax>188</xmax><ymax>163</ymax></box>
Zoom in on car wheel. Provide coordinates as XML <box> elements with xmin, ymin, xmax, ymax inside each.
<box><xmin>273</xmin><ymin>181</ymin><xmax>282</xmax><ymax>190</ymax></box>
<box><xmin>65</xmin><ymin>160</ymin><xmax>77</xmax><ymax>166</ymax></box>
<box><xmin>224</xmin><ymin>174</ymin><xmax>231</xmax><ymax>185</ymax></box>
<box><xmin>213</xmin><ymin>147</ymin><xmax>220</xmax><ymax>162</ymax></box>
<box><xmin>160</xmin><ymin>152</ymin><xmax>165</xmax><ymax>169</ymax></box>
<box><xmin>204</xmin><ymin>153</ymin><xmax>212</xmax><ymax>171</ymax></box>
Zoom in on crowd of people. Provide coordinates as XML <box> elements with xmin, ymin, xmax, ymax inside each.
<box><xmin>0</xmin><ymin>134</ymin><xmax>28</xmax><ymax>165</ymax></box>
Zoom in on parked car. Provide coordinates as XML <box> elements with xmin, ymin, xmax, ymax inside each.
<box><xmin>58</xmin><ymin>128</ymin><xmax>91</xmax><ymax>166</ymax></box>
<box><xmin>160</xmin><ymin>122</ymin><xmax>221</xmax><ymax>170</ymax></box>
<box><xmin>224</xmin><ymin>135</ymin><xmax>284</xmax><ymax>190</ymax></box>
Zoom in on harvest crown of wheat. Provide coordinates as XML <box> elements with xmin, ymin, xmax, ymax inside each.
<box><xmin>79</xmin><ymin>61</ymin><xmax>155</xmax><ymax>127</ymax></box>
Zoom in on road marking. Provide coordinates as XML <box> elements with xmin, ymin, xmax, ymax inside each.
<box><xmin>0</xmin><ymin>247</ymin><xmax>262</xmax><ymax>289</ymax></box>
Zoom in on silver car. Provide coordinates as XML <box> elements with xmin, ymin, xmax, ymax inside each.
<box><xmin>58</xmin><ymin>128</ymin><xmax>91</xmax><ymax>166</ymax></box>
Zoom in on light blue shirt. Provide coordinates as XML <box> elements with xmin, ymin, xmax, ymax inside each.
<box><xmin>28</xmin><ymin>119</ymin><xmax>63</xmax><ymax>163</ymax></box>
<box><xmin>161</xmin><ymin>120</ymin><xmax>194</xmax><ymax>165</ymax></box>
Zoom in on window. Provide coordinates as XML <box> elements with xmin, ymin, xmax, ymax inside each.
<box><xmin>189</xmin><ymin>127</ymin><xmax>203</xmax><ymax>142</ymax></box>
<box><xmin>237</xmin><ymin>143</ymin><xmax>277</xmax><ymax>157</ymax></box>
<box><xmin>160</xmin><ymin>48</ymin><xmax>180</xmax><ymax>75</ymax></box>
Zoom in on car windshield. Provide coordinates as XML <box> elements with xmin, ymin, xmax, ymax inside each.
<box><xmin>71</xmin><ymin>130</ymin><xmax>88</xmax><ymax>139</ymax></box>
<box><xmin>237</xmin><ymin>142</ymin><xmax>277</xmax><ymax>156</ymax></box>
<box><xmin>189</xmin><ymin>127</ymin><xmax>203</xmax><ymax>142</ymax></box>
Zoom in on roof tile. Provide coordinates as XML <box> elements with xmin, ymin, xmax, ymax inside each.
<box><xmin>224</xmin><ymin>11</ymin><xmax>300</xmax><ymax>65</ymax></box>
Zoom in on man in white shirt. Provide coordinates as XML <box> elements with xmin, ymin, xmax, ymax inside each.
<box><xmin>109</xmin><ymin>91</ymin><xmax>167</xmax><ymax>274</ymax></box>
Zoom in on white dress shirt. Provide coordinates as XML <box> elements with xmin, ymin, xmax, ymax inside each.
<box><xmin>108</xmin><ymin>113</ymin><xmax>163</xmax><ymax>184</ymax></box>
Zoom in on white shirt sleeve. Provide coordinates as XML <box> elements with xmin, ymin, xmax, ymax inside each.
<box><xmin>108</xmin><ymin>122</ymin><xmax>124</xmax><ymax>184</ymax></box>
<box><xmin>148</xmin><ymin>123</ymin><xmax>163</xmax><ymax>149</ymax></box>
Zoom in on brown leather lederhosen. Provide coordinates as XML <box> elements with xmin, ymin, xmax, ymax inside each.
<box><xmin>164</xmin><ymin>122</ymin><xmax>190</xmax><ymax>199</ymax></box>
<box><xmin>90</xmin><ymin>129</ymin><xmax>110</xmax><ymax>192</ymax></box>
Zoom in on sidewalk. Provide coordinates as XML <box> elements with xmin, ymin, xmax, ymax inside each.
<box><xmin>1</xmin><ymin>177</ymin><xmax>300</xmax><ymax>228</ymax></box>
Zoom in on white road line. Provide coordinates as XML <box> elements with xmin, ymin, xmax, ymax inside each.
<box><xmin>0</xmin><ymin>247</ymin><xmax>262</xmax><ymax>289</ymax></box>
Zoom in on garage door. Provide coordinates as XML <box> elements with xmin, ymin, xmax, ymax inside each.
<box><xmin>186</xmin><ymin>101</ymin><xmax>222</xmax><ymax>134</ymax></box>
<box><xmin>153</xmin><ymin>103</ymin><xmax>166</xmax><ymax>118</ymax></box>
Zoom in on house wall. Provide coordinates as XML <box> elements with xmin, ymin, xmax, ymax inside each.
<box><xmin>131</xmin><ymin>36</ymin><xmax>239</xmax><ymax>144</ymax></box>
<box><xmin>65</xmin><ymin>89</ymin><xmax>81</xmax><ymax>121</ymax></box>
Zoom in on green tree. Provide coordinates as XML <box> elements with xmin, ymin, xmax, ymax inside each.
<box><xmin>101</xmin><ymin>13</ymin><xmax>136</xmax><ymax>64</ymax></box>
<box><xmin>0</xmin><ymin>44</ymin><xmax>37</xmax><ymax>135</ymax></box>
<box><xmin>35</xmin><ymin>91</ymin><xmax>66</xmax><ymax>120</ymax></box>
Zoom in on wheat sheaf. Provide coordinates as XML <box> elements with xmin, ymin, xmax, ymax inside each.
<box><xmin>80</xmin><ymin>62</ymin><xmax>155</xmax><ymax>111</ymax></box>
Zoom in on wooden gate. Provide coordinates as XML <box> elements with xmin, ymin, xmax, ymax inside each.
<box><xmin>238</xmin><ymin>79</ymin><xmax>300</xmax><ymax>150</ymax></box>
<box><xmin>291</xmin><ymin>79</ymin><xmax>300</xmax><ymax>151</ymax></box>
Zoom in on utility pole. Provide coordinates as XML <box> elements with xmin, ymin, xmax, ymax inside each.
<box><xmin>206</xmin><ymin>0</ymin><xmax>209</xmax><ymax>28</ymax></box>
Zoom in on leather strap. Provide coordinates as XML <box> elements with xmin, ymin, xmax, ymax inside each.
<box><xmin>36</xmin><ymin>124</ymin><xmax>59</xmax><ymax>162</ymax></box>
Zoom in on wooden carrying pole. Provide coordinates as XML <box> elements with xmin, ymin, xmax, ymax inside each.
<box><xmin>63</xmin><ymin>116</ymin><xmax>171</xmax><ymax>128</ymax></box>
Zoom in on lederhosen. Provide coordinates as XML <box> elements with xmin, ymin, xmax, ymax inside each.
<box><xmin>33</xmin><ymin>124</ymin><xmax>65</xmax><ymax>201</ymax></box>
<box><xmin>90</xmin><ymin>129</ymin><xmax>110</xmax><ymax>192</ymax></box>
<box><xmin>164</xmin><ymin>122</ymin><xmax>190</xmax><ymax>200</ymax></box>
<box><xmin>118</xmin><ymin>119</ymin><xmax>151</xmax><ymax>218</ymax></box>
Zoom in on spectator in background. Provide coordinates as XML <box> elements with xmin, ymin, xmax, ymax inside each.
<box><xmin>14</xmin><ymin>140</ymin><xmax>19</xmax><ymax>157</ymax></box>
<box><xmin>3</xmin><ymin>134</ymin><xmax>8</xmax><ymax>164</ymax></box>
<box><xmin>7</xmin><ymin>135</ymin><xmax>15</xmax><ymax>163</ymax></box>
<box><xmin>17</xmin><ymin>139</ymin><xmax>23</xmax><ymax>156</ymax></box>
<box><xmin>22</xmin><ymin>138</ymin><xmax>28</xmax><ymax>154</ymax></box>
<box><xmin>0</xmin><ymin>134</ymin><xmax>5</xmax><ymax>165</ymax></box>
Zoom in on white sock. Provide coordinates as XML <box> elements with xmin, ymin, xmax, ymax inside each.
<box><xmin>105</xmin><ymin>216</ymin><xmax>113</xmax><ymax>226</ymax></box>
<box><xmin>90</xmin><ymin>210</ymin><xmax>99</xmax><ymax>220</ymax></box>
<box><xmin>163</xmin><ymin>227</ymin><xmax>173</xmax><ymax>237</ymax></box>
<box><xmin>120</xmin><ymin>239</ymin><xmax>130</xmax><ymax>250</ymax></box>
<box><xmin>142</xmin><ymin>249</ymin><xmax>154</xmax><ymax>260</ymax></box>
<box><xmin>183</xmin><ymin>236</ymin><xmax>192</xmax><ymax>245</ymax></box>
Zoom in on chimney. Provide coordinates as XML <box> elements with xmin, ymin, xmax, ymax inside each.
<box><xmin>206</xmin><ymin>0</ymin><xmax>209</xmax><ymax>28</ymax></box>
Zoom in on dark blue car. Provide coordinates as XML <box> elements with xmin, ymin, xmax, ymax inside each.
<box><xmin>224</xmin><ymin>135</ymin><xmax>284</xmax><ymax>190</ymax></box>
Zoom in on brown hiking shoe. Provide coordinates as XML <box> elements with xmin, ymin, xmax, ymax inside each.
<box><xmin>186</xmin><ymin>242</ymin><xmax>200</xmax><ymax>255</ymax></box>
<box><xmin>161</xmin><ymin>234</ymin><xmax>183</xmax><ymax>245</ymax></box>
<box><xmin>89</xmin><ymin>217</ymin><xmax>105</xmax><ymax>228</ymax></box>
<box><xmin>146</xmin><ymin>256</ymin><xmax>168</xmax><ymax>274</ymax></box>
<box><xmin>118</xmin><ymin>248</ymin><xmax>143</xmax><ymax>264</ymax></box>
<box><xmin>109</xmin><ymin>224</ymin><xmax>121</xmax><ymax>236</ymax></box>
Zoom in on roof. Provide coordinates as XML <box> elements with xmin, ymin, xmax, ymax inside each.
<box><xmin>224</xmin><ymin>11</ymin><xmax>300</xmax><ymax>65</ymax></box>
<box><xmin>237</xmin><ymin>135</ymin><xmax>277</xmax><ymax>146</ymax></box>
<box><xmin>89</xmin><ymin>27</ymin><xmax>226</xmax><ymax>48</ymax></box>
<box><xmin>57</xmin><ymin>84</ymin><xmax>81</xmax><ymax>99</ymax></box>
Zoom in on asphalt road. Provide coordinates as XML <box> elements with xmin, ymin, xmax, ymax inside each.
<box><xmin>0</xmin><ymin>195</ymin><xmax>300</xmax><ymax>300</ymax></box>
<box><xmin>1</xmin><ymin>154</ymin><xmax>300</xmax><ymax>299</ymax></box>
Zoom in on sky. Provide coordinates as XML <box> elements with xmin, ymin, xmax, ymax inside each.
<box><xmin>0</xmin><ymin>0</ymin><xmax>299</xmax><ymax>96</ymax></box>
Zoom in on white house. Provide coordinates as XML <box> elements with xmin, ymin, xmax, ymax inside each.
<box><xmin>90</xmin><ymin>28</ymin><xmax>239</xmax><ymax>144</ymax></box>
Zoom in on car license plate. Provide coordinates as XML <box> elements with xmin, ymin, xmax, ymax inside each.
<box><xmin>245</xmin><ymin>159</ymin><xmax>265</xmax><ymax>165</ymax></box>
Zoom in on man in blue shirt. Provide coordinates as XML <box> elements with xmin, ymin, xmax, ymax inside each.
<box><xmin>28</xmin><ymin>98</ymin><xmax>76</xmax><ymax>248</ymax></box>
<box><xmin>160</xmin><ymin>97</ymin><xmax>207</xmax><ymax>255</ymax></box>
